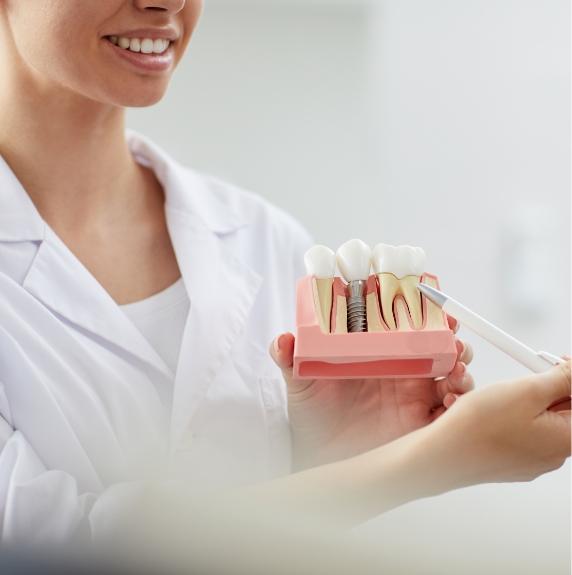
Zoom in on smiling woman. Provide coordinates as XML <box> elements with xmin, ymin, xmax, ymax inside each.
<box><xmin>0</xmin><ymin>0</ymin><xmax>569</xmax><ymax>560</ymax></box>
<box><xmin>1</xmin><ymin>0</ymin><xmax>200</xmax><ymax>105</ymax></box>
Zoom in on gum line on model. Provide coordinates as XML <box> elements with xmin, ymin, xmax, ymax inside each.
<box><xmin>293</xmin><ymin>239</ymin><xmax>457</xmax><ymax>379</ymax></box>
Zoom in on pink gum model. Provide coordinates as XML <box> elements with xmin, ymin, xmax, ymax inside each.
<box><xmin>293</xmin><ymin>273</ymin><xmax>457</xmax><ymax>380</ymax></box>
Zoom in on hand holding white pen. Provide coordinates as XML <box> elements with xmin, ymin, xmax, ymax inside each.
<box><xmin>421</xmin><ymin>360</ymin><xmax>571</xmax><ymax>488</ymax></box>
<box><xmin>247</xmin><ymin>360</ymin><xmax>570</xmax><ymax>526</ymax></box>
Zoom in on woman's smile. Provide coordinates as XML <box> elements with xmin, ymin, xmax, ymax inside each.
<box><xmin>110</xmin><ymin>35</ymin><xmax>171</xmax><ymax>54</ymax></box>
<box><xmin>102</xmin><ymin>34</ymin><xmax>175</xmax><ymax>73</ymax></box>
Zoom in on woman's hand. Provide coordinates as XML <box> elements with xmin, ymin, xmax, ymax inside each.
<box><xmin>422</xmin><ymin>360</ymin><xmax>572</xmax><ymax>489</ymax></box>
<box><xmin>237</xmin><ymin>361</ymin><xmax>570</xmax><ymax>528</ymax></box>
<box><xmin>270</xmin><ymin>316</ymin><xmax>474</xmax><ymax>470</ymax></box>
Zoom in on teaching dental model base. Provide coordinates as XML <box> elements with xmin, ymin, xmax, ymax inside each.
<box><xmin>293</xmin><ymin>240</ymin><xmax>457</xmax><ymax>379</ymax></box>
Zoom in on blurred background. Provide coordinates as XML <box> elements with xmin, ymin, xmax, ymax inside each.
<box><xmin>128</xmin><ymin>0</ymin><xmax>571</xmax><ymax>571</ymax></box>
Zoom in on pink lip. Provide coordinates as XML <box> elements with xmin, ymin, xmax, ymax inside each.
<box><xmin>102</xmin><ymin>37</ymin><xmax>174</xmax><ymax>73</ymax></box>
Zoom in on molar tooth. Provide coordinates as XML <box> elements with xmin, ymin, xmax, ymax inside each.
<box><xmin>372</xmin><ymin>244</ymin><xmax>427</xmax><ymax>330</ymax></box>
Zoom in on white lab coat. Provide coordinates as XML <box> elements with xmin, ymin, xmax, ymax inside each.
<box><xmin>0</xmin><ymin>129</ymin><xmax>312</xmax><ymax>543</ymax></box>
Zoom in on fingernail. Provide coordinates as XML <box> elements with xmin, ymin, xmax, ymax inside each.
<box><xmin>274</xmin><ymin>335</ymin><xmax>286</xmax><ymax>355</ymax></box>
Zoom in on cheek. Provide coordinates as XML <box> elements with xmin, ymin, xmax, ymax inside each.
<box><xmin>8</xmin><ymin>1</ymin><xmax>97</xmax><ymax>85</ymax></box>
<box><xmin>181</xmin><ymin>0</ymin><xmax>204</xmax><ymax>42</ymax></box>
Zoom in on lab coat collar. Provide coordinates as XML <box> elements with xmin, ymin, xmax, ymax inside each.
<box><xmin>0</xmin><ymin>131</ymin><xmax>264</xmax><ymax>426</ymax></box>
<box><xmin>0</xmin><ymin>129</ymin><xmax>249</xmax><ymax>243</ymax></box>
<box><xmin>0</xmin><ymin>154</ymin><xmax>46</xmax><ymax>242</ymax></box>
<box><xmin>125</xmin><ymin>132</ymin><xmax>265</xmax><ymax>440</ymax></box>
<box><xmin>125</xmin><ymin>129</ymin><xmax>250</xmax><ymax>235</ymax></box>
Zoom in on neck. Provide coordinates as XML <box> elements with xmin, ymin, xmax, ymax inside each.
<box><xmin>0</xmin><ymin>51</ymin><xmax>151</xmax><ymax>231</ymax></box>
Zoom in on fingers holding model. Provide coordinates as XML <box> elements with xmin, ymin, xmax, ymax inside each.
<box><xmin>269</xmin><ymin>326</ymin><xmax>474</xmax><ymax>469</ymax></box>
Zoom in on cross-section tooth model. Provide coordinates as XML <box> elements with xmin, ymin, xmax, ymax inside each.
<box><xmin>304</xmin><ymin>245</ymin><xmax>336</xmax><ymax>334</ymax></box>
<box><xmin>336</xmin><ymin>239</ymin><xmax>372</xmax><ymax>333</ymax></box>
<box><xmin>293</xmin><ymin>239</ymin><xmax>457</xmax><ymax>380</ymax></box>
<box><xmin>372</xmin><ymin>244</ymin><xmax>426</xmax><ymax>330</ymax></box>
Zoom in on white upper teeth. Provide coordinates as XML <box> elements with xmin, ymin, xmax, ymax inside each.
<box><xmin>372</xmin><ymin>244</ymin><xmax>426</xmax><ymax>279</ymax></box>
<box><xmin>109</xmin><ymin>35</ymin><xmax>170</xmax><ymax>54</ymax></box>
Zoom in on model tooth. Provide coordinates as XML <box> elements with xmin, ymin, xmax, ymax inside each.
<box><xmin>336</xmin><ymin>239</ymin><xmax>371</xmax><ymax>333</ymax></box>
<box><xmin>336</xmin><ymin>239</ymin><xmax>372</xmax><ymax>282</ymax></box>
<box><xmin>372</xmin><ymin>244</ymin><xmax>427</xmax><ymax>330</ymax></box>
<box><xmin>304</xmin><ymin>245</ymin><xmax>336</xmax><ymax>334</ymax></box>
<box><xmin>304</xmin><ymin>245</ymin><xmax>335</xmax><ymax>279</ymax></box>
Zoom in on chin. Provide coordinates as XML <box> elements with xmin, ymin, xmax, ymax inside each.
<box><xmin>111</xmin><ymin>86</ymin><xmax>170</xmax><ymax>108</ymax></box>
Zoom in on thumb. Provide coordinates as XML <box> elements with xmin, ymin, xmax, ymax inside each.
<box><xmin>269</xmin><ymin>333</ymin><xmax>317</xmax><ymax>395</ymax></box>
<box><xmin>533</xmin><ymin>360</ymin><xmax>571</xmax><ymax>409</ymax></box>
<box><xmin>269</xmin><ymin>333</ymin><xmax>295</xmax><ymax>373</ymax></box>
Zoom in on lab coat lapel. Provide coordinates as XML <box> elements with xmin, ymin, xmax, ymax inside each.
<box><xmin>126</xmin><ymin>129</ymin><xmax>265</xmax><ymax>442</ymax></box>
<box><xmin>1</xmin><ymin>145</ymin><xmax>173</xmax><ymax>378</ymax></box>
<box><xmin>22</xmin><ymin>226</ymin><xmax>174</xmax><ymax>379</ymax></box>
<box><xmin>166</xmin><ymin>207</ymin><xmax>263</xmax><ymax>445</ymax></box>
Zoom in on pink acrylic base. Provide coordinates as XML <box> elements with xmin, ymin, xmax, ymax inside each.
<box><xmin>293</xmin><ymin>274</ymin><xmax>457</xmax><ymax>380</ymax></box>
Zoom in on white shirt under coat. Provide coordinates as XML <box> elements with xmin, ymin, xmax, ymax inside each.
<box><xmin>0</xmin><ymin>129</ymin><xmax>312</xmax><ymax>543</ymax></box>
<box><xmin>121</xmin><ymin>277</ymin><xmax>190</xmax><ymax>405</ymax></box>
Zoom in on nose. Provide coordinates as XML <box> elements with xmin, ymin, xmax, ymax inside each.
<box><xmin>133</xmin><ymin>0</ymin><xmax>186</xmax><ymax>12</ymax></box>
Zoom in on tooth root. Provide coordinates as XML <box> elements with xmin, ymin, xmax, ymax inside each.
<box><xmin>333</xmin><ymin>295</ymin><xmax>348</xmax><ymax>334</ymax></box>
<box><xmin>366</xmin><ymin>292</ymin><xmax>384</xmax><ymax>332</ymax></box>
<box><xmin>422</xmin><ymin>275</ymin><xmax>448</xmax><ymax>329</ymax></box>
<box><xmin>400</xmin><ymin>276</ymin><xmax>423</xmax><ymax>329</ymax></box>
<box><xmin>313</xmin><ymin>278</ymin><xmax>333</xmax><ymax>334</ymax></box>
<box><xmin>394</xmin><ymin>297</ymin><xmax>413</xmax><ymax>331</ymax></box>
<box><xmin>377</xmin><ymin>273</ymin><xmax>399</xmax><ymax>330</ymax></box>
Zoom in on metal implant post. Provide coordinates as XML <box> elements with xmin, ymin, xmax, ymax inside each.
<box><xmin>347</xmin><ymin>280</ymin><xmax>368</xmax><ymax>332</ymax></box>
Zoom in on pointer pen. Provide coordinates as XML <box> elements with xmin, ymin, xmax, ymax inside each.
<box><xmin>417</xmin><ymin>283</ymin><xmax>564</xmax><ymax>374</ymax></box>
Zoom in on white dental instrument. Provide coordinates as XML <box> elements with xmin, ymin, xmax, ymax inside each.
<box><xmin>417</xmin><ymin>284</ymin><xmax>565</xmax><ymax>373</ymax></box>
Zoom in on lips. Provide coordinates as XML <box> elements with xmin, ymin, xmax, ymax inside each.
<box><xmin>102</xmin><ymin>36</ymin><xmax>175</xmax><ymax>72</ymax></box>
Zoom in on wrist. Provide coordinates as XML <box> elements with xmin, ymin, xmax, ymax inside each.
<box><xmin>353</xmin><ymin>421</ymin><xmax>464</xmax><ymax>514</ymax></box>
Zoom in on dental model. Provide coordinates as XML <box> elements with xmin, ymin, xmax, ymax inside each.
<box><xmin>304</xmin><ymin>245</ymin><xmax>336</xmax><ymax>333</ymax></box>
<box><xmin>336</xmin><ymin>239</ymin><xmax>371</xmax><ymax>333</ymax></box>
<box><xmin>372</xmin><ymin>244</ymin><xmax>426</xmax><ymax>330</ymax></box>
<box><xmin>294</xmin><ymin>240</ymin><xmax>457</xmax><ymax>379</ymax></box>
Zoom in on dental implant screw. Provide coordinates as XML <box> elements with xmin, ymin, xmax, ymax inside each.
<box><xmin>347</xmin><ymin>280</ymin><xmax>368</xmax><ymax>333</ymax></box>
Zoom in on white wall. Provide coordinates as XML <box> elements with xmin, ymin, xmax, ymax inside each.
<box><xmin>128</xmin><ymin>0</ymin><xmax>570</xmax><ymax>571</ymax></box>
